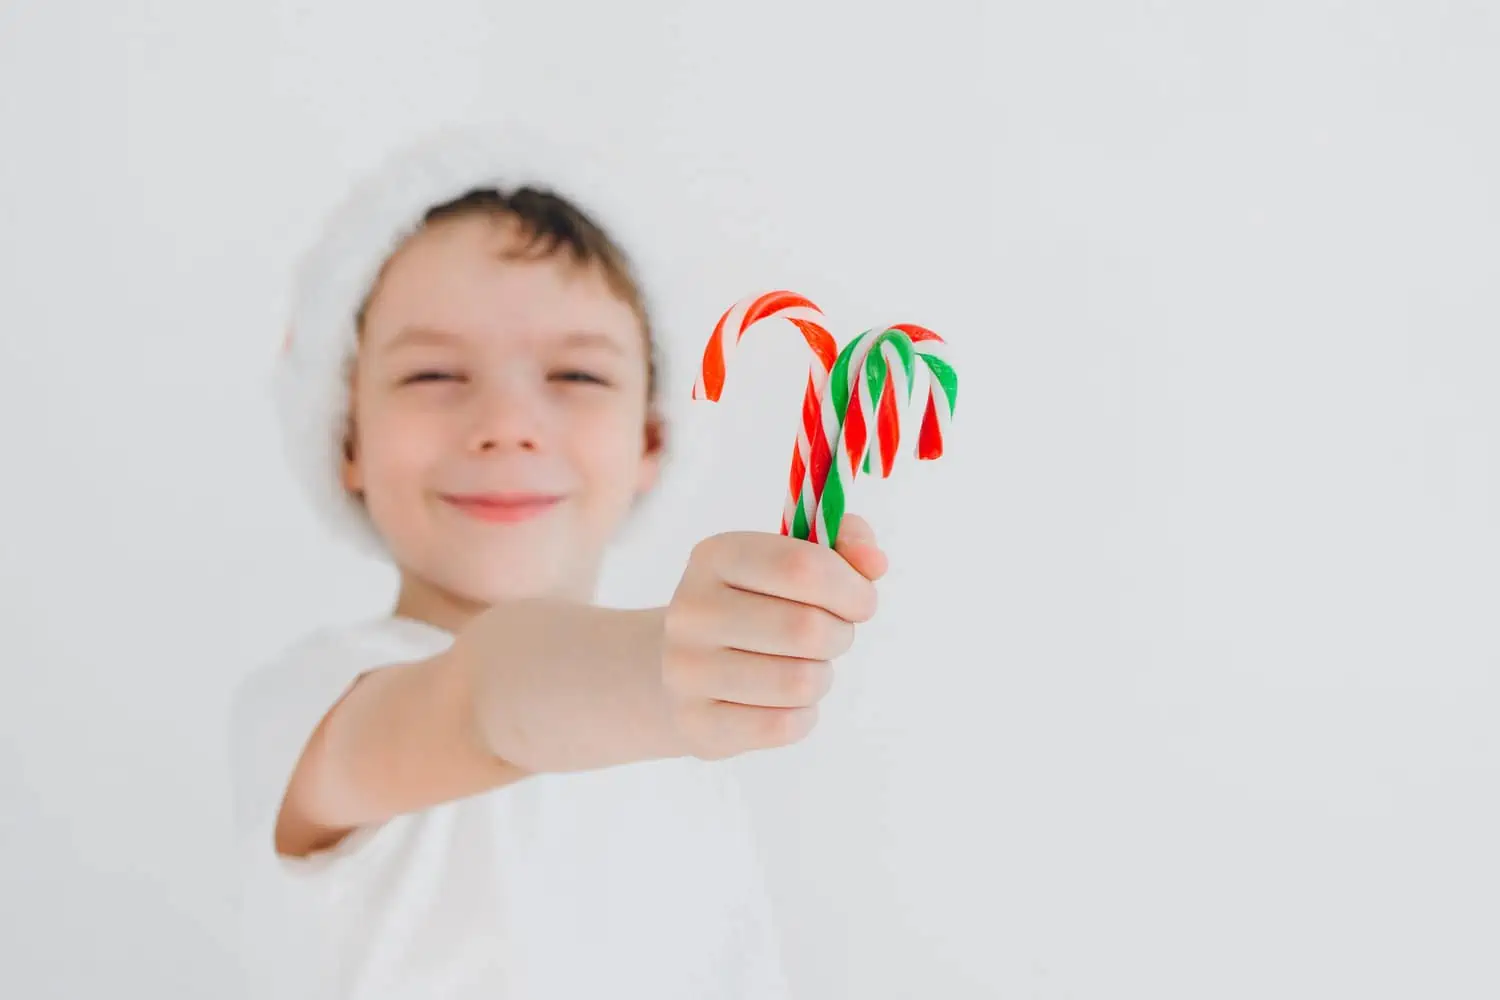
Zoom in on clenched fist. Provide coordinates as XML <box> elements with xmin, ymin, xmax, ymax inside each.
<box><xmin>662</xmin><ymin>514</ymin><xmax>887</xmax><ymax>759</ymax></box>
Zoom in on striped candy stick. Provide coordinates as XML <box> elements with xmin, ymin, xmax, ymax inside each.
<box><xmin>838</xmin><ymin>325</ymin><xmax>956</xmax><ymax>480</ymax></box>
<box><xmin>875</xmin><ymin>324</ymin><xmax>957</xmax><ymax>465</ymax></box>
<box><xmin>792</xmin><ymin>324</ymin><xmax>910</xmax><ymax>541</ymax></box>
<box><xmin>809</xmin><ymin>327</ymin><xmax>916</xmax><ymax>547</ymax></box>
<box><xmin>797</xmin><ymin>327</ymin><xmax>891</xmax><ymax>544</ymax></box>
<box><xmin>692</xmin><ymin>291</ymin><xmax>838</xmax><ymax>536</ymax></box>
<box><xmin>809</xmin><ymin>324</ymin><xmax>957</xmax><ymax>548</ymax></box>
<box><xmin>789</xmin><ymin>327</ymin><xmax>869</xmax><ymax>543</ymax></box>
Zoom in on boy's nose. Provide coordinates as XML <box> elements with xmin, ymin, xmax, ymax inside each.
<box><xmin>467</xmin><ymin>386</ymin><xmax>545</xmax><ymax>454</ymax></box>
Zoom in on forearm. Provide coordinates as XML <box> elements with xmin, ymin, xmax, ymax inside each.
<box><xmin>276</xmin><ymin>599</ymin><xmax>684</xmax><ymax>857</ymax></box>
<box><xmin>277</xmin><ymin>647</ymin><xmax>525</xmax><ymax>856</ymax></box>
<box><xmin>455</xmin><ymin>599</ymin><xmax>687</xmax><ymax>773</ymax></box>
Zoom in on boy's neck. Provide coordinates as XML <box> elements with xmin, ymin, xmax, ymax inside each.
<box><xmin>393</xmin><ymin>578</ymin><xmax>483</xmax><ymax>633</ymax></box>
<box><xmin>393</xmin><ymin>570</ymin><xmax>599</xmax><ymax>634</ymax></box>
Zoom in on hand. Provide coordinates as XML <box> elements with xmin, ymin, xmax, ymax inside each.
<box><xmin>661</xmin><ymin>514</ymin><xmax>887</xmax><ymax>760</ymax></box>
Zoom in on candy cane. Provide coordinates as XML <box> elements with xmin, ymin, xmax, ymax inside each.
<box><xmin>693</xmin><ymin>290</ymin><xmax>838</xmax><ymax>536</ymax></box>
<box><xmin>882</xmin><ymin>324</ymin><xmax>957</xmax><ymax>464</ymax></box>
<box><xmin>838</xmin><ymin>325</ymin><xmax>954</xmax><ymax>477</ymax></box>
<box><xmin>809</xmin><ymin>324</ymin><xmax>957</xmax><ymax>548</ymax></box>
<box><xmin>809</xmin><ymin>327</ymin><xmax>912</xmax><ymax>547</ymax></box>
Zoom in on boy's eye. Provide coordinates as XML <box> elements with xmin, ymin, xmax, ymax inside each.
<box><xmin>552</xmin><ymin>369</ymin><xmax>610</xmax><ymax>387</ymax></box>
<box><xmin>402</xmin><ymin>370</ymin><xmax>461</xmax><ymax>385</ymax></box>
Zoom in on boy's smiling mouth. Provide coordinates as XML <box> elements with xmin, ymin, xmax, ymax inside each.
<box><xmin>440</xmin><ymin>492</ymin><xmax>564</xmax><ymax>523</ymax></box>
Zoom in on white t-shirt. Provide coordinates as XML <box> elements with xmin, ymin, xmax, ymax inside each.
<box><xmin>228</xmin><ymin>615</ymin><xmax>789</xmax><ymax>999</ymax></box>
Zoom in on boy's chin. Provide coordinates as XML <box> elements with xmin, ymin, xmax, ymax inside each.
<box><xmin>437</xmin><ymin>549</ymin><xmax>601</xmax><ymax>607</ymax></box>
<box><xmin>385</xmin><ymin>517</ymin><xmax>609</xmax><ymax>610</ymax></box>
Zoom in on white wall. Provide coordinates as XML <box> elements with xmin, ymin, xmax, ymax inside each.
<box><xmin>1</xmin><ymin>2</ymin><xmax>1496</xmax><ymax>997</ymax></box>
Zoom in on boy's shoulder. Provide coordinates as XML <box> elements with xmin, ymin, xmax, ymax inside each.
<box><xmin>237</xmin><ymin>616</ymin><xmax>452</xmax><ymax>694</ymax></box>
<box><xmin>232</xmin><ymin>619</ymin><xmax>371</xmax><ymax>706</ymax></box>
<box><xmin>226</xmin><ymin>615</ymin><xmax>454</xmax><ymax>832</ymax></box>
<box><xmin>232</xmin><ymin>614</ymin><xmax>444</xmax><ymax>716</ymax></box>
<box><xmin>228</xmin><ymin>615</ymin><xmax>452</xmax><ymax>751</ymax></box>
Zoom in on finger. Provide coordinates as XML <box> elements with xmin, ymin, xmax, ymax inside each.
<box><xmin>834</xmin><ymin>513</ymin><xmax>888</xmax><ymax>582</ymax></box>
<box><xmin>707</xmin><ymin>585</ymin><xmax>856</xmax><ymax>661</ymax></box>
<box><xmin>694</xmin><ymin>649</ymin><xmax>833</xmax><ymax>708</ymax></box>
<box><xmin>705</xmin><ymin>532</ymin><xmax>878</xmax><ymax>623</ymax></box>
<box><xmin>702</xmin><ymin>702</ymin><xmax>820</xmax><ymax>754</ymax></box>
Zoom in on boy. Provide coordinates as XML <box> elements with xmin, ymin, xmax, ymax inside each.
<box><xmin>231</xmin><ymin>127</ymin><xmax>886</xmax><ymax>998</ymax></box>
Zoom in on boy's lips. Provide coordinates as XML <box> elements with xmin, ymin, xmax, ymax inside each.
<box><xmin>441</xmin><ymin>492</ymin><xmax>564</xmax><ymax>524</ymax></box>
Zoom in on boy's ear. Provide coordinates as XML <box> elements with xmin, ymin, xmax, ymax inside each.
<box><xmin>340</xmin><ymin>368</ymin><xmax>365</xmax><ymax>498</ymax></box>
<box><xmin>636</xmin><ymin>410</ymin><xmax>666</xmax><ymax>493</ymax></box>
<box><xmin>340</xmin><ymin>414</ymin><xmax>363</xmax><ymax>497</ymax></box>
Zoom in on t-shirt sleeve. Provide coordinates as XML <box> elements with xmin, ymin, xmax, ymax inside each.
<box><xmin>227</xmin><ymin>621</ymin><xmax>457</xmax><ymax>998</ymax></box>
<box><xmin>227</xmin><ymin>624</ymin><xmax>420</xmax><ymax>883</ymax></box>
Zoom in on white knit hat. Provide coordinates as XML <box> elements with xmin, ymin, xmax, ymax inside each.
<box><xmin>273</xmin><ymin>124</ymin><xmax>647</xmax><ymax>559</ymax></box>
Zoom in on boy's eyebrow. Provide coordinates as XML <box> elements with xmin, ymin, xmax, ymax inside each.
<box><xmin>381</xmin><ymin>326</ymin><xmax>461</xmax><ymax>353</ymax></box>
<box><xmin>380</xmin><ymin>326</ymin><xmax>632</xmax><ymax>354</ymax></box>
<box><xmin>559</xmin><ymin>330</ymin><xmax>628</xmax><ymax>354</ymax></box>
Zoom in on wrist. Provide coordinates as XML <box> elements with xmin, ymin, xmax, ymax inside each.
<box><xmin>459</xmin><ymin>599</ymin><xmax>688</xmax><ymax>773</ymax></box>
<box><xmin>618</xmin><ymin>605</ymin><xmax>691</xmax><ymax>762</ymax></box>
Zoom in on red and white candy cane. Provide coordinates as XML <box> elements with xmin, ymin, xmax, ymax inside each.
<box><xmin>692</xmin><ymin>290</ymin><xmax>838</xmax><ymax>535</ymax></box>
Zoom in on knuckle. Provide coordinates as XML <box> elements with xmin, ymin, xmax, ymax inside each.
<box><xmin>797</xmin><ymin>706</ymin><xmax>820</xmax><ymax>740</ymax></box>
<box><xmin>689</xmin><ymin>533</ymin><xmax>727</xmax><ymax>570</ymax></box>
<box><xmin>666</xmin><ymin>586</ymin><xmax>716</xmax><ymax>643</ymax></box>
<box><xmin>828</xmin><ymin>619</ymin><xmax>856</xmax><ymax>658</ymax></box>
<box><xmin>771</xmin><ymin>706</ymin><xmax>818</xmax><ymax>746</ymax></box>
<box><xmin>795</xmin><ymin>611</ymin><xmax>851</xmax><ymax>660</ymax></box>
<box><xmin>785</xmin><ymin>605</ymin><xmax>829</xmax><ymax>653</ymax></box>
<box><xmin>778</xmin><ymin>543</ymin><xmax>823</xmax><ymax>590</ymax></box>
<box><xmin>782</xmin><ymin>661</ymin><xmax>832</xmax><ymax>706</ymax></box>
<box><xmin>757</xmin><ymin>709</ymin><xmax>798</xmax><ymax>747</ymax></box>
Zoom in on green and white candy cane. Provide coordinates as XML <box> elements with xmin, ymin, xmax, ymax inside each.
<box><xmin>805</xmin><ymin>323</ymin><xmax>957</xmax><ymax>548</ymax></box>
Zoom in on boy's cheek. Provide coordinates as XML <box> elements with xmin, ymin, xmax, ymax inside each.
<box><xmin>365</xmin><ymin>407</ymin><xmax>452</xmax><ymax>458</ymax></box>
<box><xmin>572</xmin><ymin>417</ymin><xmax>648</xmax><ymax>471</ymax></box>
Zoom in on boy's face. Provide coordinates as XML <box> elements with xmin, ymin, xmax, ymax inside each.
<box><xmin>345</xmin><ymin>213</ymin><xmax>660</xmax><ymax>617</ymax></box>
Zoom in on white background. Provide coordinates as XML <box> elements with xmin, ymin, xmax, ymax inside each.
<box><xmin>2</xmin><ymin>1</ymin><xmax>1497</xmax><ymax>997</ymax></box>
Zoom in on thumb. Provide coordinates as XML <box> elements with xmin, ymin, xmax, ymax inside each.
<box><xmin>834</xmin><ymin>514</ymin><xmax>888</xmax><ymax>581</ymax></box>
